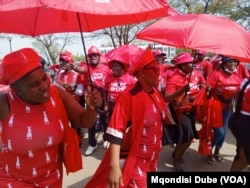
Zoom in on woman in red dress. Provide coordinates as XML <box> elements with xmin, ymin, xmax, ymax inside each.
<box><xmin>0</xmin><ymin>48</ymin><xmax>103</xmax><ymax>187</ymax></box>
<box><xmin>164</xmin><ymin>52</ymin><xmax>206</xmax><ymax>171</ymax></box>
<box><xmin>85</xmin><ymin>47</ymin><xmax>168</xmax><ymax>188</ymax></box>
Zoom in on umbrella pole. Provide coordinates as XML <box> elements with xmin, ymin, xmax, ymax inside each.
<box><xmin>76</xmin><ymin>12</ymin><xmax>93</xmax><ymax>87</ymax></box>
<box><xmin>77</xmin><ymin>12</ymin><xmax>108</xmax><ymax>114</ymax></box>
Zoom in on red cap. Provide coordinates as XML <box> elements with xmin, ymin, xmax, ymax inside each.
<box><xmin>129</xmin><ymin>48</ymin><xmax>155</xmax><ymax>76</ymax></box>
<box><xmin>59</xmin><ymin>51</ymin><xmax>73</xmax><ymax>63</ymax></box>
<box><xmin>0</xmin><ymin>48</ymin><xmax>41</xmax><ymax>85</ymax></box>
<box><xmin>153</xmin><ymin>49</ymin><xmax>166</xmax><ymax>57</ymax></box>
<box><xmin>87</xmin><ymin>45</ymin><xmax>101</xmax><ymax>56</ymax></box>
<box><xmin>175</xmin><ymin>52</ymin><xmax>194</xmax><ymax>65</ymax></box>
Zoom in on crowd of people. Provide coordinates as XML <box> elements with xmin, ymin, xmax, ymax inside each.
<box><xmin>0</xmin><ymin>44</ymin><xmax>249</xmax><ymax>187</ymax></box>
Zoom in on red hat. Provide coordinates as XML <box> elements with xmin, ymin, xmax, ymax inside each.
<box><xmin>87</xmin><ymin>45</ymin><xmax>101</xmax><ymax>56</ymax></box>
<box><xmin>197</xmin><ymin>50</ymin><xmax>206</xmax><ymax>56</ymax></box>
<box><xmin>175</xmin><ymin>52</ymin><xmax>194</xmax><ymax>65</ymax></box>
<box><xmin>129</xmin><ymin>48</ymin><xmax>155</xmax><ymax>76</ymax></box>
<box><xmin>153</xmin><ymin>49</ymin><xmax>166</xmax><ymax>57</ymax></box>
<box><xmin>0</xmin><ymin>48</ymin><xmax>42</xmax><ymax>85</ymax></box>
<box><xmin>59</xmin><ymin>51</ymin><xmax>73</xmax><ymax>63</ymax></box>
<box><xmin>108</xmin><ymin>54</ymin><xmax>130</xmax><ymax>72</ymax></box>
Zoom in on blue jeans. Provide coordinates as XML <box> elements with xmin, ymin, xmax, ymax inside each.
<box><xmin>212</xmin><ymin>110</ymin><xmax>231</xmax><ymax>148</ymax></box>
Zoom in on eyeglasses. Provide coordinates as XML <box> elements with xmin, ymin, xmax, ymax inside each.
<box><xmin>143</xmin><ymin>66</ymin><xmax>160</xmax><ymax>73</ymax></box>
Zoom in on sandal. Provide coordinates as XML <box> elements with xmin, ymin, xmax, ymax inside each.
<box><xmin>206</xmin><ymin>155</ymin><xmax>215</xmax><ymax>165</ymax></box>
<box><xmin>214</xmin><ymin>155</ymin><xmax>225</xmax><ymax>163</ymax></box>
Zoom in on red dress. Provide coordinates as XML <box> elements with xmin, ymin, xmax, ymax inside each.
<box><xmin>0</xmin><ymin>86</ymin><xmax>68</xmax><ymax>187</ymax></box>
<box><xmin>85</xmin><ymin>84</ymin><xmax>167</xmax><ymax>188</ymax></box>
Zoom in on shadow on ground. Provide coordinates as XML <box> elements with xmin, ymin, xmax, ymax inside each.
<box><xmin>63</xmin><ymin>127</ymin><xmax>249</xmax><ymax>188</ymax></box>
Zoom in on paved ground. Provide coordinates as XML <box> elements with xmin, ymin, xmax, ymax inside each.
<box><xmin>62</xmin><ymin>126</ymin><xmax>250</xmax><ymax>188</ymax></box>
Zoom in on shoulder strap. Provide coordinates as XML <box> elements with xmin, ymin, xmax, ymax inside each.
<box><xmin>235</xmin><ymin>79</ymin><xmax>250</xmax><ymax>114</ymax></box>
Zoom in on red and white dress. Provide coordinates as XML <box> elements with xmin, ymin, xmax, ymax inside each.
<box><xmin>0</xmin><ymin>86</ymin><xmax>68</xmax><ymax>187</ymax></box>
<box><xmin>85</xmin><ymin>83</ymin><xmax>167</xmax><ymax>188</ymax></box>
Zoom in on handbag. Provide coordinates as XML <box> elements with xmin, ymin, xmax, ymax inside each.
<box><xmin>198</xmin><ymin>137</ymin><xmax>213</xmax><ymax>156</ymax></box>
<box><xmin>198</xmin><ymin>129</ymin><xmax>213</xmax><ymax>156</ymax></box>
<box><xmin>54</xmin><ymin>87</ymin><xmax>83</xmax><ymax>175</ymax></box>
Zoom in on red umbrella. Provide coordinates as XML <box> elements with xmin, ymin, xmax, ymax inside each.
<box><xmin>0</xmin><ymin>0</ymin><xmax>176</xmax><ymax>87</ymax></box>
<box><xmin>136</xmin><ymin>14</ymin><xmax>250</xmax><ymax>62</ymax></box>
<box><xmin>0</xmin><ymin>0</ymin><xmax>177</xmax><ymax>35</ymax></box>
<box><xmin>105</xmin><ymin>44</ymin><xmax>143</xmax><ymax>65</ymax></box>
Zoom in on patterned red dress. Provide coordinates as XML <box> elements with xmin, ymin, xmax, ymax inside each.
<box><xmin>85</xmin><ymin>83</ymin><xmax>167</xmax><ymax>188</ymax></box>
<box><xmin>0</xmin><ymin>86</ymin><xmax>68</xmax><ymax>187</ymax></box>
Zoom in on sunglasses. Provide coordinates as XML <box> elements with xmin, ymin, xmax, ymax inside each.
<box><xmin>88</xmin><ymin>54</ymin><xmax>100</xmax><ymax>58</ymax></box>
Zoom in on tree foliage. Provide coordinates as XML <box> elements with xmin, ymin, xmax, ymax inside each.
<box><xmin>31</xmin><ymin>33</ymin><xmax>78</xmax><ymax>66</ymax></box>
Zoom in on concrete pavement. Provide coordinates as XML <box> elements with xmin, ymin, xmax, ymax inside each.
<box><xmin>62</xmin><ymin>126</ymin><xmax>249</xmax><ymax>188</ymax></box>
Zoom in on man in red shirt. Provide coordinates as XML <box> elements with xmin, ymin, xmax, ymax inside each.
<box><xmin>71</xmin><ymin>45</ymin><xmax>111</xmax><ymax>155</ymax></box>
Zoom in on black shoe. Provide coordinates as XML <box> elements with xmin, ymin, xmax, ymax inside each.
<box><xmin>173</xmin><ymin>160</ymin><xmax>184</xmax><ymax>172</ymax></box>
<box><xmin>172</xmin><ymin>152</ymin><xmax>185</xmax><ymax>164</ymax></box>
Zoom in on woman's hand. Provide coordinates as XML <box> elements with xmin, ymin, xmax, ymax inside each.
<box><xmin>109</xmin><ymin>166</ymin><xmax>124</xmax><ymax>188</ymax></box>
<box><xmin>85</xmin><ymin>86</ymin><xmax>103</xmax><ymax>109</ymax></box>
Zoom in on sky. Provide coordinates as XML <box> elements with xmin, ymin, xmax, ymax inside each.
<box><xmin>0</xmin><ymin>34</ymin><xmax>104</xmax><ymax>59</ymax></box>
